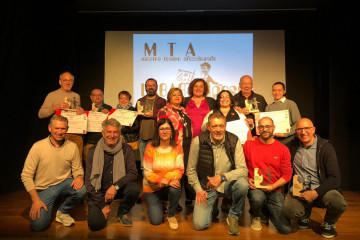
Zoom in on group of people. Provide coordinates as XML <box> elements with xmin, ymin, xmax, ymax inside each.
<box><xmin>20</xmin><ymin>71</ymin><xmax>347</xmax><ymax>238</ymax></box>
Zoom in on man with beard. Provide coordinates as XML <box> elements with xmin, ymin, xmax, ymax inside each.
<box><xmin>243</xmin><ymin>117</ymin><xmax>292</xmax><ymax>234</ymax></box>
<box><xmin>187</xmin><ymin>112</ymin><xmax>248</xmax><ymax>236</ymax></box>
<box><xmin>135</xmin><ymin>78</ymin><xmax>166</xmax><ymax>168</ymax></box>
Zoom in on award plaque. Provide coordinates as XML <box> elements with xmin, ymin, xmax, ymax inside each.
<box><xmin>136</xmin><ymin>101</ymin><xmax>144</xmax><ymax>115</ymax></box>
<box><xmin>254</xmin><ymin>167</ymin><xmax>272</xmax><ymax>189</ymax></box>
<box><xmin>292</xmin><ymin>175</ymin><xmax>303</xmax><ymax>197</ymax></box>
<box><xmin>91</xmin><ymin>103</ymin><xmax>99</xmax><ymax>112</ymax></box>
<box><xmin>64</xmin><ymin>97</ymin><xmax>76</xmax><ymax>111</ymax></box>
<box><xmin>245</xmin><ymin>98</ymin><xmax>260</xmax><ymax>113</ymax></box>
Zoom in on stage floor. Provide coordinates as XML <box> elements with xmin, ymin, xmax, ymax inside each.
<box><xmin>0</xmin><ymin>190</ymin><xmax>359</xmax><ymax>239</ymax></box>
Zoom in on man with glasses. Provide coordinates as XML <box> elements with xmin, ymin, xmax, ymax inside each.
<box><xmin>38</xmin><ymin>71</ymin><xmax>85</xmax><ymax>161</ymax></box>
<box><xmin>243</xmin><ymin>117</ymin><xmax>292</xmax><ymax>234</ymax></box>
<box><xmin>283</xmin><ymin>118</ymin><xmax>347</xmax><ymax>238</ymax></box>
<box><xmin>135</xmin><ymin>78</ymin><xmax>166</xmax><ymax>168</ymax></box>
<box><xmin>83</xmin><ymin>89</ymin><xmax>113</xmax><ymax>162</ymax></box>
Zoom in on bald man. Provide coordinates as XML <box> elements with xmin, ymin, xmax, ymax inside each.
<box><xmin>83</xmin><ymin>89</ymin><xmax>113</xmax><ymax>162</ymax></box>
<box><xmin>283</xmin><ymin>118</ymin><xmax>347</xmax><ymax>238</ymax></box>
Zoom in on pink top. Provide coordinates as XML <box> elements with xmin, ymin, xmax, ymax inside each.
<box><xmin>185</xmin><ymin>99</ymin><xmax>210</xmax><ymax>138</ymax></box>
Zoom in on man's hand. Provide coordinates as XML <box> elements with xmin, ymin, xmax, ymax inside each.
<box><xmin>70</xmin><ymin>176</ymin><xmax>84</xmax><ymax>190</ymax></box>
<box><xmin>76</xmin><ymin>107</ymin><xmax>84</xmax><ymax>115</ymax></box>
<box><xmin>245</xmin><ymin>118</ymin><xmax>254</xmax><ymax>129</ymax></box>
<box><xmin>169</xmin><ymin>179</ymin><xmax>180</xmax><ymax>188</ymax></box>
<box><xmin>102</xmin><ymin>205</ymin><xmax>112</xmax><ymax>220</ymax></box>
<box><xmin>105</xmin><ymin>185</ymin><xmax>117</xmax><ymax>203</ymax></box>
<box><xmin>300</xmin><ymin>190</ymin><xmax>318</xmax><ymax>203</ymax></box>
<box><xmin>261</xmin><ymin>184</ymin><xmax>274</xmax><ymax>193</ymax></box>
<box><xmin>195</xmin><ymin>190</ymin><xmax>208</xmax><ymax>207</ymax></box>
<box><xmin>206</xmin><ymin>175</ymin><xmax>221</xmax><ymax>190</ymax></box>
<box><xmin>53</xmin><ymin>102</ymin><xmax>70</xmax><ymax>111</ymax></box>
<box><xmin>101</xmin><ymin>109</ymin><xmax>110</xmax><ymax>114</ymax></box>
<box><xmin>30</xmin><ymin>199</ymin><xmax>48</xmax><ymax>220</ymax></box>
<box><xmin>247</xmin><ymin>177</ymin><xmax>256</xmax><ymax>189</ymax></box>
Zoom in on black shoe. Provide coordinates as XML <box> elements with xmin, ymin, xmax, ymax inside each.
<box><xmin>176</xmin><ymin>204</ymin><xmax>183</xmax><ymax>212</ymax></box>
<box><xmin>322</xmin><ymin>222</ymin><xmax>336</xmax><ymax>238</ymax></box>
<box><xmin>297</xmin><ymin>218</ymin><xmax>310</xmax><ymax>229</ymax></box>
<box><xmin>185</xmin><ymin>199</ymin><xmax>192</xmax><ymax>206</ymax></box>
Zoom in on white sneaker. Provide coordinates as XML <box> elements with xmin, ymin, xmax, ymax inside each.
<box><xmin>56</xmin><ymin>210</ymin><xmax>75</xmax><ymax>227</ymax></box>
<box><xmin>167</xmin><ymin>216</ymin><xmax>178</xmax><ymax>230</ymax></box>
<box><xmin>250</xmin><ymin>216</ymin><xmax>262</xmax><ymax>231</ymax></box>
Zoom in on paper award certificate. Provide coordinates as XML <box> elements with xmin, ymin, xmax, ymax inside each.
<box><xmin>226</xmin><ymin>119</ymin><xmax>249</xmax><ymax>144</ymax></box>
<box><xmin>60</xmin><ymin>110</ymin><xmax>87</xmax><ymax>134</ymax></box>
<box><xmin>259</xmin><ymin>110</ymin><xmax>291</xmax><ymax>134</ymax></box>
<box><xmin>107</xmin><ymin>109</ymin><xmax>138</xmax><ymax>126</ymax></box>
<box><xmin>87</xmin><ymin>111</ymin><xmax>108</xmax><ymax>132</ymax></box>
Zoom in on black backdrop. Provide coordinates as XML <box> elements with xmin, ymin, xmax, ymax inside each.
<box><xmin>2</xmin><ymin>0</ymin><xmax>357</xmax><ymax>193</ymax></box>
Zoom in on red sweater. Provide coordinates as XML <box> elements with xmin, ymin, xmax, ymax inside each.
<box><xmin>243</xmin><ymin>138</ymin><xmax>292</xmax><ymax>192</ymax></box>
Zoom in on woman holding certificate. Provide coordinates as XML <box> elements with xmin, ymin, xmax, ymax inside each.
<box><xmin>143</xmin><ymin>118</ymin><xmax>184</xmax><ymax>230</ymax></box>
<box><xmin>265</xmin><ymin>82</ymin><xmax>301</xmax><ymax>144</ymax></box>
<box><xmin>116</xmin><ymin>91</ymin><xmax>140</xmax><ymax>149</ymax></box>
<box><xmin>158</xmin><ymin>88</ymin><xmax>193</xmax><ymax>209</ymax></box>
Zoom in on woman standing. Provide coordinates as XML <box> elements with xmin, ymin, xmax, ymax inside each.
<box><xmin>183</xmin><ymin>78</ymin><xmax>216</xmax><ymax>139</ymax></box>
<box><xmin>158</xmin><ymin>88</ymin><xmax>194</xmax><ymax>207</ymax></box>
<box><xmin>143</xmin><ymin>118</ymin><xmax>184</xmax><ymax>230</ymax></box>
<box><xmin>116</xmin><ymin>91</ymin><xmax>140</xmax><ymax>149</ymax></box>
<box><xmin>265</xmin><ymin>82</ymin><xmax>301</xmax><ymax>144</ymax></box>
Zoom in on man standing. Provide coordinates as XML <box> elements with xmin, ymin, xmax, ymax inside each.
<box><xmin>136</xmin><ymin>78</ymin><xmax>166</xmax><ymax>166</ymax></box>
<box><xmin>187</xmin><ymin>112</ymin><xmax>248</xmax><ymax>236</ymax></box>
<box><xmin>38</xmin><ymin>71</ymin><xmax>85</xmax><ymax>160</ymax></box>
<box><xmin>243</xmin><ymin>117</ymin><xmax>292</xmax><ymax>234</ymax></box>
<box><xmin>83</xmin><ymin>89</ymin><xmax>113</xmax><ymax>162</ymax></box>
<box><xmin>21</xmin><ymin>115</ymin><xmax>86</xmax><ymax>231</ymax></box>
<box><xmin>283</xmin><ymin>118</ymin><xmax>347</xmax><ymax>238</ymax></box>
<box><xmin>234</xmin><ymin>75</ymin><xmax>267</xmax><ymax>134</ymax></box>
<box><xmin>85</xmin><ymin>118</ymin><xmax>141</xmax><ymax>231</ymax></box>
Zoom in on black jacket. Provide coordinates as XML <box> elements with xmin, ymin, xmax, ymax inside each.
<box><xmin>286</xmin><ymin>135</ymin><xmax>342</xmax><ymax>197</ymax></box>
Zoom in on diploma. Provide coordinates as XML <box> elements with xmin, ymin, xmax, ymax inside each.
<box><xmin>59</xmin><ymin>110</ymin><xmax>87</xmax><ymax>134</ymax></box>
<box><xmin>107</xmin><ymin>109</ymin><xmax>138</xmax><ymax>126</ymax></box>
<box><xmin>259</xmin><ymin>110</ymin><xmax>291</xmax><ymax>134</ymax></box>
<box><xmin>87</xmin><ymin>111</ymin><xmax>108</xmax><ymax>132</ymax></box>
<box><xmin>226</xmin><ymin>119</ymin><xmax>249</xmax><ymax>144</ymax></box>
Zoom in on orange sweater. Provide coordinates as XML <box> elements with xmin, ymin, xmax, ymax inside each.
<box><xmin>143</xmin><ymin>143</ymin><xmax>184</xmax><ymax>193</ymax></box>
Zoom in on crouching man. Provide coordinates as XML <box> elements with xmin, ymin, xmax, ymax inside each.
<box><xmin>85</xmin><ymin>118</ymin><xmax>141</xmax><ymax>231</ymax></box>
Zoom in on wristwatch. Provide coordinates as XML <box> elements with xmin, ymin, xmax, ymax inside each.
<box><xmin>114</xmin><ymin>185</ymin><xmax>119</xmax><ymax>191</ymax></box>
<box><xmin>220</xmin><ymin>174</ymin><xmax>227</xmax><ymax>182</ymax></box>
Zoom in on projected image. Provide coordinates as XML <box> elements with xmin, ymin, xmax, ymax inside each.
<box><xmin>133</xmin><ymin>34</ymin><xmax>253</xmax><ymax>101</ymax></box>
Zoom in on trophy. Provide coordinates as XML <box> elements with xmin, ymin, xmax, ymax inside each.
<box><xmin>254</xmin><ymin>167</ymin><xmax>272</xmax><ymax>189</ymax></box>
<box><xmin>137</xmin><ymin>101</ymin><xmax>144</xmax><ymax>115</ymax></box>
<box><xmin>292</xmin><ymin>175</ymin><xmax>303</xmax><ymax>197</ymax></box>
<box><xmin>245</xmin><ymin>97</ymin><xmax>260</xmax><ymax>113</ymax></box>
<box><xmin>91</xmin><ymin>103</ymin><xmax>98</xmax><ymax>112</ymax></box>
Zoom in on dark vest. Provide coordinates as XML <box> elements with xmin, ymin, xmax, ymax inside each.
<box><xmin>197</xmin><ymin>131</ymin><xmax>238</xmax><ymax>190</ymax></box>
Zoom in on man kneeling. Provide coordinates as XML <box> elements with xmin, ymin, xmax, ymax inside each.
<box><xmin>187</xmin><ymin>112</ymin><xmax>249</xmax><ymax>235</ymax></box>
<box><xmin>85</xmin><ymin>118</ymin><xmax>141</xmax><ymax>231</ymax></box>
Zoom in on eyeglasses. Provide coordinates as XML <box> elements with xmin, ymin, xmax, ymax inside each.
<box><xmin>146</xmin><ymin>84</ymin><xmax>157</xmax><ymax>87</ymax></box>
<box><xmin>295</xmin><ymin>127</ymin><xmax>314</xmax><ymax>132</ymax></box>
<box><xmin>258</xmin><ymin>125</ymin><xmax>273</xmax><ymax>130</ymax></box>
<box><xmin>61</xmin><ymin>79</ymin><xmax>73</xmax><ymax>83</ymax></box>
<box><xmin>91</xmin><ymin>94</ymin><xmax>103</xmax><ymax>97</ymax></box>
<box><xmin>159</xmin><ymin>128</ymin><xmax>171</xmax><ymax>132</ymax></box>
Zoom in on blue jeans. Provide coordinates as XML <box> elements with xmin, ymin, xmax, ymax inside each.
<box><xmin>248</xmin><ymin>189</ymin><xmax>291</xmax><ymax>234</ymax></box>
<box><xmin>139</xmin><ymin>139</ymin><xmax>152</xmax><ymax>169</ymax></box>
<box><xmin>30</xmin><ymin>178</ymin><xmax>86</xmax><ymax>231</ymax></box>
<box><xmin>193</xmin><ymin>177</ymin><xmax>248</xmax><ymax>231</ymax></box>
<box><xmin>144</xmin><ymin>186</ymin><xmax>182</xmax><ymax>225</ymax></box>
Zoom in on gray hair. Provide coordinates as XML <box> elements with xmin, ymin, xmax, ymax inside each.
<box><xmin>49</xmin><ymin>115</ymin><xmax>68</xmax><ymax>127</ymax></box>
<box><xmin>102</xmin><ymin>118</ymin><xmax>122</xmax><ymax>131</ymax></box>
<box><xmin>59</xmin><ymin>71</ymin><xmax>75</xmax><ymax>81</ymax></box>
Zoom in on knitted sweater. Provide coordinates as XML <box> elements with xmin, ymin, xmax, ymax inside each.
<box><xmin>143</xmin><ymin>143</ymin><xmax>184</xmax><ymax>193</ymax></box>
<box><xmin>21</xmin><ymin>137</ymin><xmax>84</xmax><ymax>191</ymax></box>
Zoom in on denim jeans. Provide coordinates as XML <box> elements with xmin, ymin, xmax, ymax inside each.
<box><xmin>144</xmin><ymin>186</ymin><xmax>182</xmax><ymax>225</ymax></box>
<box><xmin>139</xmin><ymin>139</ymin><xmax>152</xmax><ymax>169</ymax></box>
<box><xmin>193</xmin><ymin>177</ymin><xmax>248</xmax><ymax>231</ymax></box>
<box><xmin>248</xmin><ymin>189</ymin><xmax>291</xmax><ymax>234</ymax></box>
<box><xmin>30</xmin><ymin>178</ymin><xmax>86</xmax><ymax>231</ymax></box>
<box><xmin>87</xmin><ymin>182</ymin><xmax>141</xmax><ymax>231</ymax></box>
<box><xmin>283</xmin><ymin>190</ymin><xmax>347</xmax><ymax>224</ymax></box>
